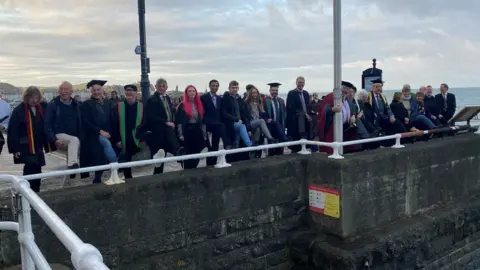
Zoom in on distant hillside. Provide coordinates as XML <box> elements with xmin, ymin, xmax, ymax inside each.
<box><xmin>1</xmin><ymin>82</ymin><xmax>156</xmax><ymax>93</ymax></box>
<box><xmin>0</xmin><ymin>82</ymin><xmax>20</xmax><ymax>94</ymax></box>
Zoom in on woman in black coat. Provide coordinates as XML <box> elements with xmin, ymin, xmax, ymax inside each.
<box><xmin>175</xmin><ymin>85</ymin><xmax>207</xmax><ymax>169</ymax></box>
<box><xmin>7</xmin><ymin>86</ymin><xmax>56</xmax><ymax>192</ymax></box>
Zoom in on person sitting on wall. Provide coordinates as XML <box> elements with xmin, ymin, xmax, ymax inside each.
<box><xmin>44</xmin><ymin>81</ymin><xmax>82</xmax><ymax>175</ymax></box>
<box><xmin>367</xmin><ymin>79</ymin><xmax>406</xmax><ymax>145</ymax></box>
<box><xmin>111</xmin><ymin>84</ymin><xmax>146</xmax><ymax>179</ymax></box>
<box><xmin>138</xmin><ymin>78</ymin><xmax>185</xmax><ymax>175</ymax></box>
<box><xmin>264</xmin><ymin>82</ymin><xmax>288</xmax><ymax>156</ymax></box>
<box><xmin>79</xmin><ymin>80</ymin><xmax>115</xmax><ymax>184</ymax></box>
<box><xmin>318</xmin><ymin>81</ymin><xmax>369</xmax><ymax>154</ymax></box>
<box><xmin>200</xmin><ymin>79</ymin><xmax>232</xmax><ymax>166</ymax></box>
<box><xmin>175</xmin><ymin>85</ymin><xmax>207</xmax><ymax>170</ymax></box>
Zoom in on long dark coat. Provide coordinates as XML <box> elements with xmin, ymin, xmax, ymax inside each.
<box><xmin>7</xmin><ymin>102</ymin><xmax>56</xmax><ymax>165</ymax></box>
<box><xmin>79</xmin><ymin>98</ymin><xmax>113</xmax><ymax>168</ymax></box>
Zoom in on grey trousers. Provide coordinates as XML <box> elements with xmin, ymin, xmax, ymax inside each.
<box><xmin>250</xmin><ymin>119</ymin><xmax>274</xmax><ymax>142</ymax></box>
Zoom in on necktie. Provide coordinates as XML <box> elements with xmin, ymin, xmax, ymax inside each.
<box><xmin>375</xmin><ymin>94</ymin><xmax>380</xmax><ymax>109</ymax></box>
<box><xmin>443</xmin><ymin>94</ymin><xmax>447</xmax><ymax>109</ymax></box>
<box><xmin>272</xmin><ymin>98</ymin><xmax>278</xmax><ymax>121</ymax></box>
<box><xmin>162</xmin><ymin>96</ymin><xmax>171</xmax><ymax>122</ymax></box>
<box><xmin>299</xmin><ymin>92</ymin><xmax>307</xmax><ymax>113</ymax></box>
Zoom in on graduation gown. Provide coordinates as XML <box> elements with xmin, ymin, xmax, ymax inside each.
<box><xmin>317</xmin><ymin>92</ymin><xmax>357</xmax><ymax>154</ymax></box>
<box><xmin>79</xmin><ymin>98</ymin><xmax>113</xmax><ymax>168</ymax></box>
<box><xmin>7</xmin><ymin>102</ymin><xmax>56</xmax><ymax>165</ymax></box>
<box><xmin>286</xmin><ymin>89</ymin><xmax>310</xmax><ymax>140</ymax></box>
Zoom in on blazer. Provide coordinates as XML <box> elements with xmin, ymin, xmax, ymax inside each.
<box><xmin>200</xmin><ymin>92</ymin><xmax>223</xmax><ymax>126</ymax></box>
<box><xmin>434</xmin><ymin>92</ymin><xmax>456</xmax><ymax>119</ymax></box>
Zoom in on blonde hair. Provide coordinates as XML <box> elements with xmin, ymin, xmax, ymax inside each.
<box><xmin>22</xmin><ymin>86</ymin><xmax>43</xmax><ymax>104</ymax></box>
<box><xmin>245</xmin><ymin>88</ymin><xmax>265</xmax><ymax>113</ymax></box>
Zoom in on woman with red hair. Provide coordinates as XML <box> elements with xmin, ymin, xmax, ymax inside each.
<box><xmin>175</xmin><ymin>85</ymin><xmax>207</xmax><ymax>169</ymax></box>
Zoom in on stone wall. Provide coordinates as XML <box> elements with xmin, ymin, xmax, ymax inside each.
<box><xmin>0</xmin><ymin>155</ymin><xmax>312</xmax><ymax>269</ymax></box>
<box><xmin>1</xmin><ymin>134</ymin><xmax>480</xmax><ymax>269</ymax></box>
<box><xmin>309</xmin><ymin>134</ymin><xmax>480</xmax><ymax>238</ymax></box>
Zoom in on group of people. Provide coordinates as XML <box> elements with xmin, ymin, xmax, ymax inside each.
<box><xmin>0</xmin><ymin>76</ymin><xmax>456</xmax><ymax>192</ymax></box>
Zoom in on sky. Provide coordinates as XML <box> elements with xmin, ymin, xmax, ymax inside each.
<box><xmin>0</xmin><ymin>0</ymin><xmax>479</xmax><ymax>93</ymax></box>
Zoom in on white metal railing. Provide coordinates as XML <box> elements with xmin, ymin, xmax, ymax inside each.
<box><xmin>19</xmin><ymin>123</ymin><xmax>480</xmax><ymax>185</ymax></box>
<box><xmin>0</xmin><ymin>174</ymin><xmax>109</xmax><ymax>270</ymax></box>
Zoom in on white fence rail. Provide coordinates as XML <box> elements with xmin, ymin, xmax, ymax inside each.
<box><xmin>20</xmin><ymin>124</ymin><xmax>480</xmax><ymax>185</ymax></box>
<box><xmin>0</xmin><ymin>174</ymin><xmax>109</xmax><ymax>270</ymax></box>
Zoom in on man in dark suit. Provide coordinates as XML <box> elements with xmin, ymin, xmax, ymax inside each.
<box><xmin>139</xmin><ymin>78</ymin><xmax>185</xmax><ymax>174</ymax></box>
<box><xmin>286</xmin><ymin>76</ymin><xmax>311</xmax><ymax>152</ymax></box>
<box><xmin>435</xmin><ymin>83</ymin><xmax>456</xmax><ymax>125</ymax></box>
<box><xmin>200</xmin><ymin>79</ymin><xmax>232</xmax><ymax>166</ymax></box>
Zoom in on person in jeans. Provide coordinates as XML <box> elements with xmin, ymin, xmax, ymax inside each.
<box><xmin>222</xmin><ymin>80</ymin><xmax>253</xmax><ymax>148</ymax></box>
<box><xmin>79</xmin><ymin>79</ymin><xmax>115</xmax><ymax>184</ymax></box>
<box><xmin>44</xmin><ymin>81</ymin><xmax>82</xmax><ymax>171</ymax></box>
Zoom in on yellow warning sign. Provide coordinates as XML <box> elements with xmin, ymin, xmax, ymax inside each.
<box><xmin>308</xmin><ymin>184</ymin><xmax>340</xmax><ymax>218</ymax></box>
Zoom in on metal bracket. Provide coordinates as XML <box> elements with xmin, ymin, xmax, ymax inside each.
<box><xmin>10</xmin><ymin>193</ymin><xmax>21</xmax><ymax>220</ymax></box>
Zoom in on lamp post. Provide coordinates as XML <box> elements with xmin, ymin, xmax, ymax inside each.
<box><xmin>333</xmin><ymin>0</ymin><xmax>343</xmax><ymax>154</ymax></box>
<box><xmin>137</xmin><ymin>0</ymin><xmax>151</xmax><ymax>103</ymax></box>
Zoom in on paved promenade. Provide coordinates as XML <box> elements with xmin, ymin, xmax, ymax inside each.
<box><xmin>0</xmin><ymin>133</ymin><xmax>293</xmax><ymax>197</ymax></box>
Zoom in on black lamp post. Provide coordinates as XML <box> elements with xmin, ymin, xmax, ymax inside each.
<box><xmin>137</xmin><ymin>0</ymin><xmax>151</xmax><ymax>103</ymax></box>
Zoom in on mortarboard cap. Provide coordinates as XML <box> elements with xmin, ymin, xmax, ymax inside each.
<box><xmin>341</xmin><ymin>81</ymin><xmax>354</xmax><ymax>88</ymax></box>
<box><xmin>267</xmin><ymin>82</ymin><xmax>282</xmax><ymax>88</ymax></box>
<box><xmin>124</xmin><ymin>84</ymin><xmax>138</xmax><ymax>91</ymax></box>
<box><xmin>86</xmin><ymin>80</ymin><xmax>107</xmax><ymax>89</ymax></box>
<box><xmin>371</xmin><ymin>78</ymin><xmax>384</xmax><ymax>84</ymax></box>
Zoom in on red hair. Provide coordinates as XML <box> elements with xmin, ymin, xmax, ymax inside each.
<box><xmin>183</xmin><ymin>85</ymin><xmax>204</xmax><ymax>119</ymax></box>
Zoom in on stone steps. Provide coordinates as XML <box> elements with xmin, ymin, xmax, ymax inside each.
<box><xmin>2</xmin><ymin>263</ymin><xmax>70</xmax><ymax>270</ymax></box>
<box><xmin>422</xmin><ymin>231</ymin><xmax>480</xmax><ymax>270</ymax></box>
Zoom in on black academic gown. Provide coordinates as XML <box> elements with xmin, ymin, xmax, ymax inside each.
<box><xmin>79</xmin><ymin>97</ymin><xmax>113</xmax><ymax>180</ymax></box>
<box><xmin>286</xmin><ymin>89</ymin><xmax>310</xmax><ymax>152</ymax></box>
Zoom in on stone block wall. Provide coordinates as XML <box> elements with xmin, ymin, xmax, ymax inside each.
<box><xmin>310</xmin><ymin>134</ymin><xmax>480</xmax><ymax>238</ymax></box>
<box><xmin>0</xmin><ymin>155</ymin><xmax>310</xmax><ymax>269</ymax></box>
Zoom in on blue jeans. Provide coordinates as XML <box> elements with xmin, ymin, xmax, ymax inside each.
<box><xmin>414</xmin><ymin>115</ymin><xmax>436</xmax><ymax>129</ymax></box>
<box><xmin>233</xmin><ymin>122</ymin><xmax>252</xmax><ymax>148</ymax></box>
<box><xmin>99</xmin><ymin>135</ymin><xmax>117</xmax><ymax>163</ymax></box>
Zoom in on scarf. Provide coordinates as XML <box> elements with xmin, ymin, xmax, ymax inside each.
<box><xmin>24</xmin><ymin>103</ymin><xmax>52</xmax><ymax>154</ymax></box>
<box><xmin>118</xmin><ymin>101</ymin><xmax>145</xmax><ymax>152</ymax></box>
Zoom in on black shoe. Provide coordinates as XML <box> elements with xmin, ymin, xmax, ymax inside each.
<box><xmin>67</xmin><ymin>163</ymin><xmax>79</xmax><ymax>179</ymax></box>
<box><xmin>176</xmin><ymin>147</ymin><xmax>186</xmax><ymax>156</ymax></box>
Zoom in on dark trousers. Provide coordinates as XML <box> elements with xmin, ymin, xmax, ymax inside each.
<box><xmin>267</xmin><ymin>121</ymin><xmax>286</xmax><ymax>156</ymax></box>
<box><xmin>206</xmin><ymin>122</ymin><xmax>230</xmax><ymax>166</ymax></box>
<box><xmin>23</xmin><ymin>164</ymin><xmax>42</xmax><ymax>193</ymax></box>
<box><xmin>181</xmin><ymin>123</ymin><xmax>206</xmax><ymax>170</ymax></box>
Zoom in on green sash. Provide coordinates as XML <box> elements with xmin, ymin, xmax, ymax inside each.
<box><xmin>118</xmin><ymin>102</ymin><xmax>145</xmax><ymax>152</ymax></box>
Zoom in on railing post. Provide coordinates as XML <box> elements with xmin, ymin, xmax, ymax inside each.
<box><xmin>12</xmin><ymin>180</ymin><xmax>35</xmax><ymax>270</ymax></box>
<box><xmin>71</xmin><ymin>243</ymin><xmax>109</xmax><ymax>270</ymax></box>
<box><xmin>104</xmin><ymin>162</ymin><xmax>124</xmax><ymax>185</ymax></box>
<box><xmin>328</xmin><ymin>142</ymin><xmax>344</xmax><ymax>159</ymax></box>
<box><xmin>297</xmin><ymin>139</ymin><xmax>311</xmax><ymax>155</ymax></box>
<box><xmin>475</xmin><ymin>128</ymin><xmax>480</xmax><ymax>135</ymax></box>
<box><xmin>214</xmin><ymin>150</ymin><xmax>231</xmax><ymax>168</ymax></box>
<box><xmin>391</xmin><ymin>134</ymin><xmax>405</xmax><ymax>149</ymax></box>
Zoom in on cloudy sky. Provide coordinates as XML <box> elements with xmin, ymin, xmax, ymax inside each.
<box><xmin>0</xmin><ymin>0</ymin><xmax>479</xmax><ymax>92</ymax></box>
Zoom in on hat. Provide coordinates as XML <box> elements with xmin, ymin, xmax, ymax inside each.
<box><xmin>124</xmin><ymin>84</ymin><xmax>138</xmax><ymax>91</ymax></box>
<box><xmin>86</xmin><ymin>80</ymin><xmax>107</xmax><ymax>88</ymax></box>
<box><xmin>341</xmin><ymin>81</ymin><xmax>354</xmax><ymax>88</ymax></box>
<box><xmin>371</xmin><ymin>78</ymin><xmax>384</xmax><ymax>84</ymax></box>
<box><xmin>267</xmin><ymin>82</ymin><xmax>282</xmax><ymax>88</ymax></box>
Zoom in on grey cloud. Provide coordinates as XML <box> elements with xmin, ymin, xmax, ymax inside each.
<box><xmin>0</xmin><ymin>0</ymin><xmax>479</xmax><ymax>89</ymax></box>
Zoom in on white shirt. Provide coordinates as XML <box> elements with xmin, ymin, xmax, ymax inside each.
<box><xmin>0</xmin><ymin>99</ymin><xmax>11</xmax><ymax>129</ymax></box>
